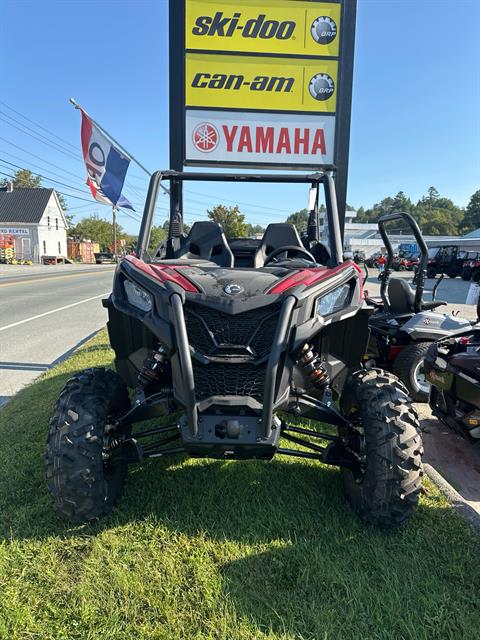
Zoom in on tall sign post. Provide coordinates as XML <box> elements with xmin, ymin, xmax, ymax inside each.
<box><xmin>169</xmin><ymin>0</ymin><xmax>356</xmax><ymax>238</ymax></box>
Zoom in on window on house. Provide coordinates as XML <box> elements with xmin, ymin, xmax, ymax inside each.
<box><xmin>47</xmin><ymin>216</ymin><xmax>50</xmax><ymax>229</ymax></box>
<box><xmin>55</xmin><ymin>218</ymin><xmax>58</xmax><ymax>230</ymax></box>
<box><xmin>43</xmin><ymin>241</ymin><xmax>46</xmax><ymax>254</ymax></box>
<box><xmin>58</xmin><ymin>242</ymin><xmax>61</xmax><ymax>254</ymax></box>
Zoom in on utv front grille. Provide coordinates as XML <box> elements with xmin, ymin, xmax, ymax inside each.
<box><xmin>192</xmin><ymin>362</ymin><xmax>266</xmax><ymax>400</ymax></box>
<box><xmin>184</xmin><ymin>302</ymin><xmax>281</xmax><ymax>359</ymax></box>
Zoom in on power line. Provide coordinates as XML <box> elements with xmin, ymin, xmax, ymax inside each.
<box><xmin>0</xmin><ymin>110</ymin><xmax>80</xmax><ymax>159</ymax></box>
<box><xmin>0</xmin><ymin>148</ymin><xmax>87</xmax><ymax>185</ymax></box>
<box><xmin>184</xmin><ymin>188</ymin><xmax>294</xmax><ymax>215</ymax></box>
<box><xmin>0</xmin><ymin>115</ymin><xmax>83</xmax><ymax>164</ymax></box>
<box><xmin>0</xmin><ymin>100</ymin><xmax>79</xmax><ymax>152</ymax></box>
<box><xmin>0</xmin><ymin>102</ymin><xmax>150</xmax><ymax>203</ymax></box>
<box><xmin>0</xmin><ymin>137</ymin><xmax>86</xmax><ymax>181</ymax></box>
<box><xmin>0</xmin><ymin>159</ymin><xmax>93</xmax><ymax>197</ymax></box>
<box><xmin>0</xmin><ymin>170</ymin><xmax>141</xmax><ymax>220</ymax></box>
<box><xmin>0</xmin><ymin>143</ymin><xmax>146</xmax><ymax>209</ymax></box>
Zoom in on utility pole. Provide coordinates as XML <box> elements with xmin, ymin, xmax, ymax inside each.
<box><xmin>112</xmin><ymin>206</ymin><xmax>117</xmax><ymax>262</ymax></box>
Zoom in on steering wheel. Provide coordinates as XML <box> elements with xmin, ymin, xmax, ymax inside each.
<box><xmin>263</xmin><ymin>245</ymin><xmax>316</xmax><ymax>266</ymax></box>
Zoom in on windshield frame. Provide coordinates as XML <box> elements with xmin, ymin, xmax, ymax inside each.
<box><xmin>136</xmin><ymin>170</ymin><xmax>344</xmax><ymax>267</ymax></box>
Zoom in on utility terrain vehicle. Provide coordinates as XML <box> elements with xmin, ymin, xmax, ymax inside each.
<box><xmin>425</xmin><ymin>328</ymin><xmax>480</xmax><ymax>442</ymax></box>
<box><xmin>365</xmin><ymin>212</ymin><xmax>471</xmax><ymax>402</ymax></box>
<box><xmin>46</xmin><ymin>172</ymin><xmax>423</xmax><ymax>528</ymax></box>
<box><xmin>427</xmin><ymin>245</ymin><xmax>471</xmax><ymax>279</ymax></box>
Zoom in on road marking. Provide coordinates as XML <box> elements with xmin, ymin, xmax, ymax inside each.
<box><xmin>0</xmin><ymin>269</ymin><xmax>115</xmax><ymax>288</ymax></box>
<box><xmin>0</xmin><ymin>293</ymin><xmax>110</xmax><ymax>333</ymax></box>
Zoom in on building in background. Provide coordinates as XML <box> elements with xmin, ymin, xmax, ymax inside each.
<box><xmin>67</xmin><ymin>238</ymin><xmax>100</xmax><ymax>263</ymax></box>
<box><xmin>0</xmin><ymin>185</ymin><xmax>68</xmax><ymax>263</ymax></box>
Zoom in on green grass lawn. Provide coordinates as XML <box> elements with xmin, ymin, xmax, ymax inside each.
<box><xmin>0</xmin><ymin>330</ymin><xmax>479</xmax><ymax>640</ymax></box>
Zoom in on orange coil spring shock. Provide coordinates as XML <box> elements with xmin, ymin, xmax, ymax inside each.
<box><xmin>297</xmin><ymin>343</ymin><xmax>330</xmax><ymax>389</ymax></box>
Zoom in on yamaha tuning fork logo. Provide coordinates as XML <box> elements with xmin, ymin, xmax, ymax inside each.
<box><xmin>311</xmin><ymin>16</ymin><xmax>337</xmax><ymax>45</ymax></box>
<box><xmin>192</xmin><ymin>122</ymin><xmax>219</xmax><ymax>152</ymax></box>
<box><xmin>309</xmin><ymin>73</ymin><xmax>335</xmax><ymax>101</ymax></box>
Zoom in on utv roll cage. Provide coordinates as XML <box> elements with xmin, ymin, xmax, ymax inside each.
<box><xmin>136</xmin><ymin>171</ymin><xmax>344</xmax><ymax>267</ymax></box>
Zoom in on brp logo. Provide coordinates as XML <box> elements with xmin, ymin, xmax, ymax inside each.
<box><xmin>223</xmin><ymin>283</ymin><xmax>244</xmax><ymax>295</ymax></box>
<box><xmin>311</xmin><ymin>16</ymin><xmax>337</xmax><ymax>45</ymax></box>
<box><xmin>309</xmin><ymin>73</ymin><xmax>335</xmax><ymax>101</ymax></box>
<box><xmin>192</xmin><ymin>122</ymin><xmax>219</xmax><ymax>153</ymax></box>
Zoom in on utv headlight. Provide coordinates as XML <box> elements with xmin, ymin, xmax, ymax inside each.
<box><xmin>124</xmin><ymin>280</ymin><xmax>153</xmax><ymax>312</ymax></box>
<box><xmin>316</xmin><ymin>284</ymin><xmax>351</xmax><ymax>317</ymax></box>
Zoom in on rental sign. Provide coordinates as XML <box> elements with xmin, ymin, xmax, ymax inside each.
<box><xmin>170</xmin><ymin>0</ymin><xmax>356</xmax><ymax>171</ymax></box>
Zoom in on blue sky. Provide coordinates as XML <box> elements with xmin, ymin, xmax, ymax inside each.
<box><xmin>1</xmin><ymin>0</ymin><xmax>479</xmax><ymax>233</ymax></box>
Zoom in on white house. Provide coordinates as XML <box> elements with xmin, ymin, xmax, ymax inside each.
<box><xmin>0</xmin><ymin>185</ymin><xmax>68</xmax><ymax>262</ymax></box>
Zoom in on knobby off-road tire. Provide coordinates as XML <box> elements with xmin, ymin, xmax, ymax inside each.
<box><xmin>393</xmin><ymin>341</ymin><xmax>432</xmax><ymax>403</ymax></box>
<box><xmin>46</xmin><ymin>368</ymin><xmax>131</xmax><ymax>523</ymax></box>
<box><xmin>340</xmin><ymin>369</ymin><xmax>423</xmax><ymax>528</ymax></box>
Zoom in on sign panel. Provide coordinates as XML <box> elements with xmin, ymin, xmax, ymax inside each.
<box><xmin>0</xmin><ymin>227</ymin><xmax>30</xmax><ymax>236</ymax></box>
<box><xmin>169</xmin><ymin>0</ymin><xmax>356</xmax><ymax>225</ymax></box>
<box><xmin>186</xmin><ymin>110</ymin><xmax>335</xmax><ymax>166</ymax></box>
<box><xmin>186</xmin><ymin>53</ymin><xmax>338</xmax><ymax>113</ymax></box>
<box><xmin>186</xmin><ymin>0</ymin><xmax>342</xmax><ymax>57</ymax></box>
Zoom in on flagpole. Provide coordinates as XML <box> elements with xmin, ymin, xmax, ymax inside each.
<box><xmin>112</xmin><ymin>206</ymin><xmax>118</xmax><ymax>263</ymax></box>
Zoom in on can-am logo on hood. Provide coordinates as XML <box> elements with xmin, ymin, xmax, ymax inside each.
<box><xmin>311</xmin><ymin>16</ymin><xmax>337</xmax><ymax>45</ymax></box>
<box><xmin>192</xmin><ymin>12</ymin><xmax>296</xmax><ymax>40</ymax></box>
<box><xmin>224</xmin><ymin>283</ymin><xmax>244</xmax><ymax>295</ymax></box>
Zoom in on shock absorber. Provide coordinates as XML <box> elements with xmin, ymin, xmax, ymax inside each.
<box><xmin>297</xmin><ymin>343</ymin><xmax>330</xmax><ymax>390</ymax></box>
<box><xmin>137</xmin><ymin>345</ymin><xmax>168</xmax><ymax>391</ymax></box>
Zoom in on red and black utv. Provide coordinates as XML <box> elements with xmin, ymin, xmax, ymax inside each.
<box><xmin>46</xmin><ymin>172</ymin><xmax>423</xmax><ymax>528</ymax></box>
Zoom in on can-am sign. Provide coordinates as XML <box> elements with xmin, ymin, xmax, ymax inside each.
<box><xmin>186</xmin><ymin>54</ymin><xmax>338</xmax><ymax>112</ymax></box>
<box><xmin>171</xmin><ymin>0</ymin><xmax>355</xmax><ymax>171</ymax></box>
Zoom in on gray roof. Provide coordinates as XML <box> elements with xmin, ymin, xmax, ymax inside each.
<box><xmin>0</xmin><ymin>188</ymin><xmax>54</xmax><ymax>224</ymax></box>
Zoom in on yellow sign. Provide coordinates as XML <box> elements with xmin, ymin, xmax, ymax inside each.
<box><xmin>186</xmin><ymin>0</ymin><xmax>341</xmax><ymax>57</ymax></box>
<box><xmin>186</xmin><ymin>53</ymin><xmax>338</xmax><ymax>113</ymax></box>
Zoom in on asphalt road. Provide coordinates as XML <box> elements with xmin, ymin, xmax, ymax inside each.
<box><xmin>0</xmin><ymin>265</ymin><xmax>115</xmax><ymax>407</ymax></box>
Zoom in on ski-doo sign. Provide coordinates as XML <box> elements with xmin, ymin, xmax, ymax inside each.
<box><xmin>186</xmin><ymin>1</ymin><xmax>342</xmax><ymax>57</ymax></box>
<box><xmin>170</xmin><ymin>0</ymin><xmax>356</xmax><ymax>173</ymax></box>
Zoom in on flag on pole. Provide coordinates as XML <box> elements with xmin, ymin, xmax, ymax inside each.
<box><xmin>80</xmin><ymin>109</ymin><xmax>135</xmax><ymax>210</ymax></box>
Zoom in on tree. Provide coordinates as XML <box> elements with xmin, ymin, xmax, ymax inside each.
<box><xmin>246</xmin><ymin>223</ymin><xmax>265</xmax><ymax>237</ymax></box>
<box><xmin>148</xmin><ymin>225</ymin><xmax>167</xmax><ymax>253</ymax></box>
<box><xmin>1</xmin><ymin>168</ymin><xmax>69</xmax><ymax>212</ymax></box>
<box><xmin>1</xmin><ymin>168</ymin><xmax>42</xmax><ymax>189</ymax></box>
<box><xmin>413</xmin><ymin>187</ymin><xmax>463</xmax><ymax>235</ymax></box>
<box><xmin>207</xmin><ymin>204</ymin><xmax>247</xmax><ymax>238</ymax></box>
<box><xmin>286</xmin><ymin>209</ymin><xmax>309</xmax><ymax>233</ymax></box>
<box><xmin>56</xmin><ymin>192</ymin><xmax>68</xmax><ymax>213</ymax></box>
<box><xmin>461</xmin><ymin>189</ymin><xmax>480</xmax><ymax>234</ymax></box>
<box><xmin>70</xmin><ymin>215</ymin><xmax>124</xmax><ymax>250</ymax></box>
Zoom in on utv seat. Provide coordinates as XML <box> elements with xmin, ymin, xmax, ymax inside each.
<box><xmin>254</xmin><ymin>223</ymin><xmax>305</xmax><ymax>268</ymax></box>
<box><xmin>176</xmin><ymin>221</ymin><xmax>234</xmax><ymax>267</ymax></box>
<box><xmin>387</xmin><ymin>278</ymin><xmax>446</xmax><ymax>314</ymax></box>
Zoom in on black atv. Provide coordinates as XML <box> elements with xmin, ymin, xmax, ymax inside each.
<box><xmin>425</xmin><ymin>329</ymin><xmax>480</xmax><ymax>442</ymax></box>
<box><xmin>46</xmin><ymin>171</ymin><xmax>423</xmax><ymax>528</ymax></box>
<box><xmin>365</xmin><ymin>212</ymin><xmax>471</xmax><ymax>402</ymax></box>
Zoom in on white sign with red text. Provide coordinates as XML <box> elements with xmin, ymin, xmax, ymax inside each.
<box><xmin>185</xmin><ymin>110</ymin><xmax>335</xmax><ymax>168</ymax></box>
